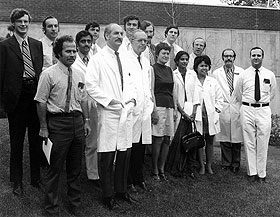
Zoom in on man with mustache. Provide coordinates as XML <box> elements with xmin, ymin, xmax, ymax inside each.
<box><xmin>85</xmin><ymin>21</ymin><xmax>101</xmax><ymax>56</ymax></box>
<box><xmin>0</xmin><ymin>8</ymin><xmax>43</xmax><ymax>195</ymax></box>
<box><xmin>40</xmin><ymin>16</ymin><xmax>59</xmax><ymax>71</ymax></box>
<box><xmin>235</xmin><ymin>47</ymin><xmax>276</xmax><ymax>183</ymax></box>
<box><xmin>212</xmin><ymin>48</ymin><xmax>244</xmax><ymax>174</ymax></box>
<box><xmin>140</xmin><ymin>20</ymin><xmax>156</xmax><ymax>66</ymax></box>
<box><xmin>86</xmin><ymin>23</ymin><xmax>137</xmax><ymax>210</ymax></box>
<box><xmin>187</xmin><ymin>37</ymin><xmax>206</xmax><ymax>70</ymax></box>
<box><xmin>35</xmin><ymin>35</ymin><xmax>90</xmax><ymax>216</ymax></box>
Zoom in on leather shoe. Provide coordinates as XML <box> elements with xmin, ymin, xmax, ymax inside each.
<box><xmin>13</xmin><ymin>182</ymin><xmax>23</xmax><ymax>196</ymax></box>
<box><xmin>247</xmin><ymin>175</ymin><xmax>258</xmax><ymax>183</ymax></box>
<box><xmin>103</xmin><ymin>197</ymin><xmax>120</xmax><ymax>211</ymax></box>
<box><xmin>89</xmin><ymin>179</ymin><xmax>101</xmax><ymax>188</ymax></box>
<box><xmin>138</xmin><ymin>182</ymin><xmax>149</xmax><ymax>191</ymax></box>
<box><xmin>115</xmin><ymin>192</ymin><xmax>139</xmax><ymax>204</ymax></box>
<box><xmin>258</xmin><ymin>177</ymin><xmax>266</xmax><ymax>183</ymax></box>
<box><xmin>230</xmin><ymin>167</ymin><xmax>239</xmax><ymax>174</ymax></box>
<box><xmin>128</xmin><ymin>184</ymin><xmax>137</xmax><ymax>193</ymax></box>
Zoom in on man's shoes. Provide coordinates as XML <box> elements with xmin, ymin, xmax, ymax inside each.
<box><xmin>247</xmin><ymin>175</ymin><xmax>258</xmax><ymax>183</ymax></box>
<box><xmin>159</xmin><ymin>173</ymin><xmax>168</xmax><ymax>181</ymax></box>
<box><xmin>230</xmin><ymin>167</ymin><xmax>239</xmax><ymax>174</ymax></box>
<box><xmin>13</xmin><ymin>182</ymin><xmax>23</xmax><ymax>196</ymax></box>
<box><xmin>258</xmin><ymin>177</ymin><xmax>266</xmax><ymax>184</ymax></box>
<box><xmin>128</xmin><ymin>184</ymin><xmax>137</xmax><ymax>193</ymax></box>
<box><xmin>138</xmin><ymin>182</ymin><xmax>149</xmax><ymax>191</ymax></box>
<box><xmin>89</xmin><ymin>179</ymin><xmax>101</xmax><ymax>188</ymax></box>
<box><xmin>115</xmin><ymin>192</ymin><xmax>139</xmax><ymax>204</ymax></box>
<box><xmin>103</xmin><ymin>197</ymin><xmax>120</xmax><ymax>211</ymax></box>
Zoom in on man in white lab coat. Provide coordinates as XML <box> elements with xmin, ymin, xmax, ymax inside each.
<box><xmin>86</xmin><ymin>23</ymin><xmax>137</xmax><ymax>210</ymax></box>
<box><xmin>72</xmin><ymin>30</ymin><xmax>100</xmax><ymax>185</ymax></box>
<box><xmin>126</xmin><ymin>30</ymin><xmax>154</xmax><ymax>192</ymax></box>
<box><xmin>212</xmin><ymin>48</ymin><xmax>244</xmax><ymax>174</ymax></box>
<box><xmin>187</xmin><ymin>37</ymin><xmax>206</xmax><ymax>70</ymax></box>
<box><xmin>235</xmin><ymin>47</ymin><xmax>276</xmax><ymax>183</ymax></box>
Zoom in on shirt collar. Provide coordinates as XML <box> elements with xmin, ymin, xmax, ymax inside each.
<box><xmin>14</xmin><ymin>33</ymin><xmax>28</xmax><ymax>46</ymax></box>
<box><xmin>57</xmin><ymin>61</ymin><xmax>71</xmax><ymax>75</ymax></box>
<box><xmin>42</xmin><ymin>35</ymin><xmax>54</xmax><ymax>46</ymax></box>
<box><xmin>223</xmin><ymin>65</ymin><xmax>235</xmax><ymax>73</ymax></box>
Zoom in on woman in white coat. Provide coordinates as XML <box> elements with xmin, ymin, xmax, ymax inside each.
<box><xmin>192</xmin><ymin>55</ymin><xmax>223</xmax><ymax>175</ymax></box>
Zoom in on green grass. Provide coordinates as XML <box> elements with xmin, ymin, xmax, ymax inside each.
<box><xmin>1</xmin><ymin>118</ymin><xmax>280</xmax><ymax>217</ymax></box>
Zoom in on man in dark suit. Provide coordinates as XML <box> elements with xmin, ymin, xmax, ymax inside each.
<box><xmin>0</xmin><ymin>8</ymin><xmax>43</xmax><ymax>195</ymax></box>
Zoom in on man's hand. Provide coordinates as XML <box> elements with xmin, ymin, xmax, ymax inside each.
<box><xmin>84</xmin><ymin>121</ymin><xmax>91</xmax><ymax>137</ymax></box>
<box><xmin>39</xmin><ymin>128</ymin><xmax>49</xmax><ymax>144</ymax></box>
<box><xmin>109</xmin><ymin>99</ymin><xmax>124</xmax><ymax>108</ymax></box>
<box><xmin>125</xmin><ymin>98</ymin><xmax>136</xmax><ymax>106</ymax></box>
<box><xmin>151</xmin><ymin>109</ymin><xmax>159</xmax><ymax>125</ymax></box>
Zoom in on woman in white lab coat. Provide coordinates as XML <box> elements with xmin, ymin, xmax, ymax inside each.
<box><xmin>192</xmin><ymin>55</ymin><xmax>223</xmax><ymax>175</ymax></box>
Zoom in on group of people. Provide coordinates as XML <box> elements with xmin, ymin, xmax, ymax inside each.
<box><xmin>0</xmin><ymin>7</ymin><xmax>277</xmax><ymax>216</ymax></box>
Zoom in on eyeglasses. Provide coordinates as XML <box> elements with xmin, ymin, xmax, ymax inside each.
<box><xmin>223</xmin><ymin>55</ymin><xmax>234</xmax><ymax>58</ymax></box>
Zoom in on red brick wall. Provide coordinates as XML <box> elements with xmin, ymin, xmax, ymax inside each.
<box><xmin>0</xmin><ymin>0</ymin><xmax>279</xmax><ymax>31</ymax></box>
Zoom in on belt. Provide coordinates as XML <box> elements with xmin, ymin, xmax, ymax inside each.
<box><xmin>47</xmin><ymin>111</ymin><xmax>82</xmax><ymax>117</ymax></box>
<box><xmin>242</xmin><ymin>102</ymin><xmax>269</xmax><ymax>107</ymax></box>
<box><xmin>22</xmin><ymin>77</ymin><xmax>35</xmax><ymax>85</ymax></box>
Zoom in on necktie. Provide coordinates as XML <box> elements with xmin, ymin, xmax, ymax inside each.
<box><xmin>51</xmin><ymin>42</ymin><xmax>58</xmax><ymax>64</ymax></box>
<box><xmin>137</xmin><ymin>55</ymin><xmax>142</xmax><ymax>69</ymax></box>
<box><xmin>115</xmin><ymin>51</ymin><xmax>123</xmax><ymax>91</ymax></box>
<box><xmin>226</xmin><ymin>68</ymin><xmax>234</xmax><ymax>95</ymax></box>
<box><xmin>255</xmin><ymin>69</ymin><xmax>260</xmax><ymax>101</ymax></box>
<box><xmin>169</xmin><ymin>44</ymin><xmax>176</xmax><ymax>70</ymax></box>
<box><xmin>22</xmin><ymin>40</ymin><xmax>35</xmax><ymax>78</ymax></box>
<box><xmin>65</xmin><ymin>67</ymin><xmax>72</xmax><ymax>112</ymax></box>
<box><xmin>83</xmin><ymin>56</ymin><xmax>89</xmax><ymax>66</ymax></box>
<box><xmin>92</xmin><ymin>44</ymin><xmax>97</xmax><ymax>55</ymax></box>
<box><xmin>148</xmin><ymin>44</ymin><xmax>155</xmax><ymax>65</ymax></box>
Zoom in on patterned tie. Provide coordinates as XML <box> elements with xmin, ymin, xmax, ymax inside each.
<box><xmin>148</xmin><ymin>44</ymin><xmax>155</xmax><ymax>65</ymax></box>
<box><xmin>83</xmin><ymin>56</ymin><xmax>89</xmax><ymax>66</ymax></box>
<box><xmin>255</xmin><ymin>69</ymin><xmax>261</xmax><ymax>101</ymax></box>
<box><xmin>169</xmin><ymin>44</ymin><xmax>176</xmax><ymax>70</ymax></box>
<box><xmin>115</xmin><ymin>51</ymin><xmax>123</xmax><ymax>91</ymax></box>
<box><xmin>22</xmin><ymin>40</ymin><xmax>35</xmax><ymax>78</ymax></box>
<box><xmin>65</xmin><ymin>67</ymin><xmax>72</xmax><ymax>112</ymax></box>
<box><xmin>137</xmin><ymin>55</ymin><xmax>142</xmax><ymax>69</ymax></box>
<box><xmin>226</xmin><ymin>68</ymin><xmax>234</xmax><ymax>95</ymax></box>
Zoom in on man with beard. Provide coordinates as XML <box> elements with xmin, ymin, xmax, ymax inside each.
<box><xmin>162</xmin><ymin>25</ymin><xmax>183</xmax><ymax>70</ymax></box>
<box><xmin>235</xmin><ymin>47</ymin><xmax>276</xmax><ymax>183</ymax></box>
<box><xmin>140</xmin><ymin>20</ymin><xmax>156</xmax><ymax>65</ymax></box>
<box><xmin>40</xmin><ymin>16</ymin><xmax>59</xmax><ymax>70</ymax></box>
<box><xmin>119</xmin><ymin>15</ymin><xmax>140</xmax><ymax>52</ymax></box>
<box><xmin>86</xmin><ymin>23</ymin><xmax>137</xmax><ymax>210</ymax></box>
<box><xmin>85</xmin><ymin>21</ymin><xmax>101</xmax><ymax>56</ymax></box>
<box><xmin>187</xmin><ymin>37</ymin><xmax>206</xmax><ymax>70</ymax></box>
<box><xmin>35</xmin><ymin>35</ymin><xmax>90</xmax><ymax>215</ymax></box>
<box><xmin>212</xmin><ymin>48</ymin><xmax>244</xmax><ymax>174</ymax></box>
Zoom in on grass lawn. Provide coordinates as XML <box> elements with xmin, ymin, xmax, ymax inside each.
<box><xmin>1</xmin><ymin>118</ymin><xmax>280</xmax><ymax>217</ymax></box>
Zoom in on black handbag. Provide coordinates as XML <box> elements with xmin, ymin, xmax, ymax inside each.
<box><xmin>181</xmin><ymin>121</ymin><xmax>205</xmax><ymax>153</ymax></box>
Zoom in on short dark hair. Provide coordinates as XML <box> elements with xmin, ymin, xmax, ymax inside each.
<box><xmin>123</xmin><ymin>15</ymin><xmax>140</xmax><ymax>30</ymax></box>
<box><xmin>140</xmin><ymin>20</ymin><xmax>154</xmax><ymax>32</ymax></box>
<box><xmin>155</xmin><ymin>42</ymin><xmax>171</xmax><ymax>57</ymax></box>
<box><xmin>75</xmin><ymin>30</ymin><xmax>93</xmax><ymax>44</ymax></box>
<box><xmin>164</xmin><ymin>25</ymin><xmax>179</xmax><ymax>37</ymax></box>
<box><xmin>250</xmin><ymin>46</ymin><xmax>264</xmax><ymax>57</ymax></box>
<box><xmin>85</xmin><ymin>21</ymin><xmax>100</xmax><ymax>31</ymax></box>
<box><xmin>192</xmin><ymin>37</ymin><xmax>206</xmax><ymax>48</ymax></box>
<box><xmin>174</xmin><ymin>51</ymin><xmax>189</xmax><ymax>66</ymax></box>
<box><xmin>10</xmin><ymin>8</ymin><xmax>31</xmax><ymax>23</ymax></box>
<box><xmin>193</xmin><ymin>55</ymin><xmax>211</xmax><ymax>73</ymax></box>
<box><xmin>42</xmin><ymin>16</ymin><xmax>59</xmax><ymax>31</ymax></box>
<box><xmin>222</xmin><ymin>48</ymin><xmax>236</xmax><ymax>60</ymax></box>
<box><xmin>53</xmin><ymin>35</ymin><xmax>75</xmax><ymax>59</ymax></box>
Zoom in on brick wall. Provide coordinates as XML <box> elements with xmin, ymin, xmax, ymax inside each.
<box><xmin>0</xmin><ymin>0</ymin><xmax>280</xmax><ymax>31</ymax></box>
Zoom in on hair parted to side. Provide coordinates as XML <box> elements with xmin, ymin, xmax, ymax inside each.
<box><xmin>10</xmin><ymin>8</ymin><xmax>31</xmax><ymax>23</ymax></box>
<box><xmin>164</xmin><ymin>25</ymin><xmax>179</xmax><ymax>37</ymax></box>
<box><xmin>250</xmin><ymin>46</ymin><xmax>264</xmax><ymax>57</ymax></box>
<box><xmin>53</xmin><ymin>35</ymin><xmax>75</xmax><ymax>59</ymax></box>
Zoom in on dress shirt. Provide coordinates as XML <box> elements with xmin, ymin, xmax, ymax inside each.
<box><xmin>89</xmin><ymin>43</ymin><xmax>101</xmax><ymax>57</ymax></box>
<box><xmin>235</xmin><ymin>66</ymin><xmax>276</xmax><ymax>104</ymax></box>
<box><xmin>14</xmin><ymin>32</ymin><xmax>28</xmax><ymax>52</ymax></box>
<box><xmin>34</xmin><ymin>61</ymin><xmax>87</xmax><ymax>113</ymax></box>
<box><xmin>162</xmin><ymin>39</ymin><xmax>183</xmax><ymax>68</ymax></box>
<box><xmin>119</xmin><ymin>36</ymin><xmax>132</xmax><ymax>53</ymax></box>
<box><xmin>40</xmin><ymin>35</ymin><xmax>55</xmax><ymax>71</ymax></box>
<box><xmin>187</xmin><ymin>52</ymin><xmax>197</xmax><ymax>70</ymax></box>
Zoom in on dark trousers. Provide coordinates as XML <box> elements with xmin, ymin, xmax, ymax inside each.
<box><xmin>128</xmin><ymin>137</ymin><xmax>146</xmax><ymax>185</ymax></box>
<box><xmin>220</xmin><ymin>142</ymin><xmax>241</xmax><ymax>168</ymax></box>
<box><xmin>99</xmin><ymin>148</ymin><xmax>131</xmax><ymax>198</ymax></box>
<box><xmin>7</xmin><ymin>91</ymin><xmax>41</xmax><ymax>184</ymax></box>
<box><xmin>44</xmin><ymin>114</ymin><xmax>84</xmax><ymax>214</ymax></box>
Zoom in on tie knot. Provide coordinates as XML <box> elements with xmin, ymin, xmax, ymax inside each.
<box><xmin>255</xmin><ymin>69</ymin><xmax>259</xmax><ymax>73</ymax></box>
<box><xmin>68</xmin><ymin>67</ymin><xmax>72</xmax><ymax>73</ymax></box>
<box><xmin>22</xmin><ymin>40</ymin><xmax>27</xmax><ymax>46</ymax></box>
<box><xmin>115</xmin><ymin>51</ymin><xmax>119</xmax><ymax>56</ymax></box>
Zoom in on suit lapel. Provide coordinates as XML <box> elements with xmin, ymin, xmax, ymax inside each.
<box><xmin>8</xmin><ymin>36</ymin><xmax>23</xmax><ymax>60</ymax></box>
<box><xmin>28</xmin><ymin>38</ymin><xmax>37</xmax><ymax>64</ymax></box>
